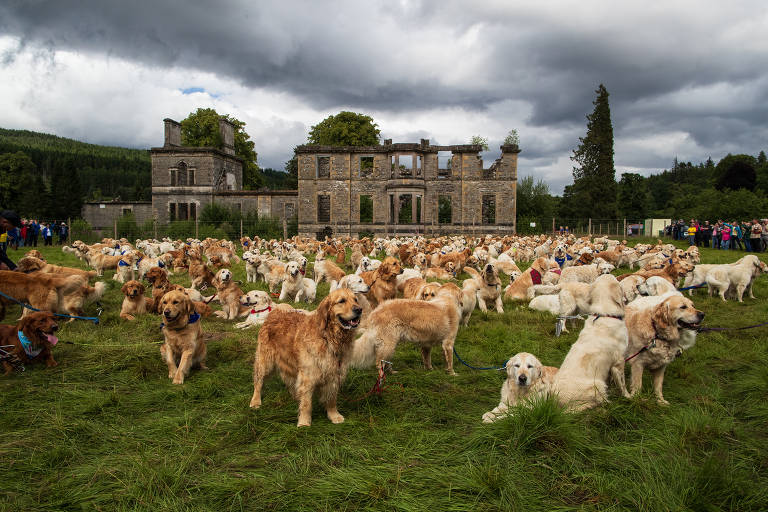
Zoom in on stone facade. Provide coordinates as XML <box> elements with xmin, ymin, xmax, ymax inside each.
<box><xmin>81</xmin><ymin>201</ymin><xmax>153</xmax><ymax>229</ymax></box>
<box><xmin>296</xmin><ymin>139</ymin><xmax>519</xmax><ymax>238</ymax></box>
<box><xmin>82</xmin><ymin>117</ymin><xmax>298</xmax><ymax>232</ymax></box>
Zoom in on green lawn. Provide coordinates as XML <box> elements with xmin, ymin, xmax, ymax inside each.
<box><xmin>1</xmin><ymin>242</ymin><xmax>767</xmax><ymax>511</ymax></box>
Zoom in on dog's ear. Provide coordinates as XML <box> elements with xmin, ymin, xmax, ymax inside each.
<box><xmin>316</xmin><ymin>295</ymin><xmax>332</xmax><ymax>331</ymax></box>
<box><xmin>121</xmin><ymin>282</ymin><xmax>130</xmax><ymax>295</ymax></box>
<box><xmin>138</xmin><ymin>282</ymin><xmax>146</xmax><ymax>294</ymax></box>
<box><xmin>652</xmin><ymin>299</ymin><xmax>678</xmax><ymax>340</ymax></box>
<box><xmin>184</xmin><ymin>297</ymin><xmax>195</xmax><ymax>317</ymax></box>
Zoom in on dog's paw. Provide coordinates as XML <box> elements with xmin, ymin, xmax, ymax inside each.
<box><xmin>172</xmin><ymin>374</ymin><xmax>185</xmax><ymax>385</ymax></box>
<box><xmin>249</xmin><ymin>398</ymin><xmax>261</xmax><ymax>409</ymax></box>
<box><xmin>481</xmin><ymin>412</ymin><xmax>496</xmax><ymax>423</ymax></box>
<box><xmin>327</xmin><ymin>412</ymin><xmax>345</xmax><ymax>424</ymax></box>
<box><xmin>657</xmin><ymin>398</ymin><xmax>670</xmax><ymax>406</ymax></box>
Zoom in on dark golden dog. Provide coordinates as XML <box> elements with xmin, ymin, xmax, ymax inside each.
<box><xmin>0</xmin><ymin>311</ymin><xmax>59</xmax><ymax>375</ymax></box>
<box><xmin>360</xmin><ymin>256</ymin><xmax>403</xmax><ymax>308</ymax></box>
<box><xmin>249</xmin><ymin>288</ymin><xmax>362</xmax><ymax>427</ymax></box>
<box><xmin>120</xmin><ymin>280</ymin><xmax>153</xmax><ymax>320</ymax></box>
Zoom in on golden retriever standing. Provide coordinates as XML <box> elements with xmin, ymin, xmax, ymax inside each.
<box><xmin>624</xmin><ymin>294</ymin><xmax>704</xmax><ymax>404</ymax></box>
<box><xmin>159</xmin><ymin>290</ymin><xmax>206</xmax><ymax>385</ymax></box>
<box><xmin>352</xmin><ymin>283</ymin><xmax>462</xmax><ymax>375</ymax></box>
<box><xmin>249</xmin><ymin>289</ymin><xmax>363</xmax><ymax>427</ymax></box>
<box><xmin>481</xmin><ymin>352</ymin><xmax>558</xmax><ymax>423</ymax></box>
<box><xmin>361</xmin><ymin>256</ymin><xmax>403</xmax><ymax>308</ymax></box>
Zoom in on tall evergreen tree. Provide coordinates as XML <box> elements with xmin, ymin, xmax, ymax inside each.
<box><xmin>567</xmin><ymin>84</ymin><xmax>617</xmax><ymax>218</ymax></box>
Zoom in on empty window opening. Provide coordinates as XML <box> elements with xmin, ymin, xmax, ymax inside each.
<box><xmin>398</xmin><ymin>194</ymin><xmax>413</xmax><ymax>224</ymax></box>
<box><xmin>437</xmin><ymin>152</ymin><xmax>452</xmax><ymax>178</ymax></box>
<box><xmin>438</xmin><ymin>196</ymin><xmax>452</xmax><ymax>224</ymax></box>
<box><xmin>359</xmin><ymin>195</ymin><xmax>373</xmax><ymax>223</ymax></box>
<box><xmin>482</xmin><ymin>195</ymin><xmax>496</xmax><ymax>224</ymax></box>
<box><xmin>317</xmin><ymin>156</ymin><xmax>330</xmax><ymax>178</ymax></box>
<box><xmin>317</xmin><ymin>195</ymin><xmax>331</xmax><ymax>223</ymax></box>
<box><xmin>360</xmin><ymin>156</ymin><xmax>374</xmax><ymax>178</ymax></box>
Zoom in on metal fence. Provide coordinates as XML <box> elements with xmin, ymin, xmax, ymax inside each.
<box><xmin>516</xmin><ymin>217</ymin><xmax>648</xmax><ymax>237</ymax></box>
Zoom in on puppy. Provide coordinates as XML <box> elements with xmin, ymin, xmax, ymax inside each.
<box><xmin>235</xmin><ymin>290</ymin><xmax>275</xmax><ymax>329</ymax></box>
<box><xmin>0</xmin><ymin>311</ymin><xmax>59</xmax><ymax>375</ymax></box>
<box><xmin>120</xmin><ymin>280</ymin><xmax>154</xmax><ymax>320</ymax></box>
<box><xmin>249</xmin><ymin>289</ymin><xmax>362</xmax><ymax>427</ymax></box>
<box><xmin>481</xmin><ymin>352</ymin><xmax>559</xmax><ymax>423</ymax></box>
<box><xmin>159</xmin><ymin>290</ymin><xmax>206</xmax><ymax>385</ymax></box>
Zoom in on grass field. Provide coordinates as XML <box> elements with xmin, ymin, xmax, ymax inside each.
<box><xmin>1</xmin><ymin>241</ymin><xmax>767</xmax><ymax>511</ymax></box>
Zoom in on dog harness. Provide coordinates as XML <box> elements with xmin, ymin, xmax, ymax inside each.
<box><xmin>554</xmin><ymin>254</ymin><xmax>573</xmax><ymax>268</ymax></box>
<box><xmin>530</xmin><ymin>268</ymin><xmax>542</xmax><ymax>285</ymax></box>
<box><xmin>17</xmin><ymin>331</ymin><xmax>43</xmax><ymax>359</ymax></box>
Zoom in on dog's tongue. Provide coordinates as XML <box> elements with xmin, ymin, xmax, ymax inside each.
<box><xmin>45</xmin><ymin>333</ymin><xmax>58</xmax><ymax>345</ymax></box>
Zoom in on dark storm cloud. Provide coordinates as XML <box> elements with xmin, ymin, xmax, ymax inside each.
<box><xmin>2</xmin><ymin>0</ymin><xmax>767</xmax><ymax>190</ymax></box>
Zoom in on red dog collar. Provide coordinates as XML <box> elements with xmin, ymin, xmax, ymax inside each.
<box><xmin>251</xmin><ymin>306</ymin><xmax>273</xmax><ymax>315</ymax></box>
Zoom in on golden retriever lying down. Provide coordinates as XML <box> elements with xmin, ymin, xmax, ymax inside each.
<box><xmin>249</xmin><ymin>289</ymin><xmax>362</xmax><ymax>427</ymax></box>
<box><xmin>351</xmin><ymin>283</ymin><xmax>463</xmax><ymax>375</ymax></box>
<box><xmin>159</xmin><ymin>290</ymin><xmax>207</xmax><ymax>385</ymax></box>
<box><xmin>481</xmin><ymin>352</ymin><xmax>558</xmax><ymax>423</ymax></box>
<box><xmin>624</xmin><ymin>293</ymin><xmax>703</xmax><ymax>404</ymax></box>
<box><xmin>548</xmin><ymin>274</ymin><xmax>630</xmax><ymax>411</ymax></box>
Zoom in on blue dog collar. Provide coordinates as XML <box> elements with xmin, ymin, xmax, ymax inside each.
<box><xmin>18</xmin><ymin>331</ymin><xmax>42</xmax><ymax>358</ymax></box>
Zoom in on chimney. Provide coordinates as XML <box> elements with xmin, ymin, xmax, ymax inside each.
<box><xmin>219</xmin><ymin>118</ymin><xmax>236</xmax><ymax>156</ymax></box>
<box><xmin>163</xmin><ymin>118</ymin><xmax>181</xmax><ymax>147</ymax></box>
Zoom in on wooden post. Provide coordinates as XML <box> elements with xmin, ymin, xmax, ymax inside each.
<box><xmin>552</xmin><ymin>217</ymin><xmax>555</xmax><ymax>234</ymax></box>
<box><xmin>114</xmin><ymin>218</ymin><xmax>117</xmax><ymax>239</ymax></box>
<box><xmin>153</xmin><ymin>217</ymin><xmax>158</xmax><ymax>240</ymax></box>
<box><xmin>623</xmin><ymin>219</ymin><xmax>627</xmax><ymax>238</ymax></box>
<box><xmin>588</xmin><ymin>218</ymin><xmax>592</xmax><ymax>236</ymax></box>
<box><xmin>283</xmin><ymin>217</ymin><xmax>287</xmax><ymax>241</ymax></box>
<box><xmin>240</xmin><ymin>218</ymin><xmax>243</xmax><ymax>240</ymax></box>
<box><xmin>195</xmin><ymin>218</ymin><xmax>199</xmax><ymax>239</ymax></box>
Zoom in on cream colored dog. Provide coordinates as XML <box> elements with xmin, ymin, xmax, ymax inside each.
<box><xmin>279</xmin><ymin>261</ymin><xmax>317</xmax><ymax>303</ymax></box>
<box><xmin>235</xmin><ymin>290</ymin><xmax>275</xmax><ymax>329</ymax></box>
<box><xmin>482</xmin><ymin>352</ymin><xmax>558</xmax><ymax>423</ymax></box>
<box><xmin>548</xmin><ymin>274</ymin><xmax>630</xmax><ymax>411</ymax></box>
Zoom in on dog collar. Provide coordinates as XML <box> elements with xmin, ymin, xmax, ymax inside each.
<box><xmin>157</xmin><ymin>261</ymin><xmax>165</xmax><ymax>268</ymax></box>
<box><xmin>593</xmin><ymin>313</ymin><xmax>625</xmax><ymax>321</ymax></box>
<box><xmin>250</xmin><ymin>305</ymin><xmax>272</xmax><ymax>315</ymax></box>
<box><xmin>17</xmin><ymin>331</ymin><xmax>43</xmax><ymax>358</ymax></box>
<box><xmin>300</xmin><ymin>268</ymin><xmax>306</xmax><ymax>275</ymax></box>
<box><xmin>161</xmin><ymin>312</ymin><xmax>200</xmax><ymax>330</ymax></box>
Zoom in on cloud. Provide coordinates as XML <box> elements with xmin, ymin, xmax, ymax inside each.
<box><xmin>1</xmin><ymin>1</ymin><xmax>767</xmax><ymax>193</ymax></box>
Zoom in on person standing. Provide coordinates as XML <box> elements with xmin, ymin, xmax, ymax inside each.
<box><xmin>720</xmin><ymin>223</ymin><xmax>731</xmax><ymax>250</ymax></box>
<box><xmin>687</xmin><ymin>222</ymin><xmax>697</xmax><ymax>246</ymax></box>
<box><xmin>59</xmin><ymin>222</ymin><xmax>69</xmax><ymax>245</ymax></box>
<box><xmin>749</xmin><ymin>219</ymin><xmax>762</xmax><ymax>252</ymax></box>
<box><xmin>761</xmin><ymin>220</ymin><xmax>768</xmax><ymax>252</ymax></box>
<box><xmin>0</xmin><ymin>210</ymin><xmax>21</xmax><ymax>270</ymax></box>
<box><xmin>42</xmin><ymin>223</ymin><xmax>52</xmax><ymax>246</ymax></box>
<box><xmin>31</xmin><ymin>219</ymin><xmax>40</xmax><ymax>247</ymax></box>
<box><xmin>712</xmin><ymin>221</ymin><xmax>721</xmax><ymax>250</ymax></box>
<box><xmin>730</xmin><ymin>221</ymin><xmax>743</xmax><ymax>251</ymax></box>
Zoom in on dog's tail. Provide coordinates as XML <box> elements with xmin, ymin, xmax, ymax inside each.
<box><xmin>527</xmin><ymin>284</ymin><xmax>560</xmax><ymax>300</ymax></box>
<box><xmin>463</xmin><ymin>266</ymin><xmax>481</xmax><ymax>281</ymax></box>
<box><xmin>85</xmin><ymin>281</ymin><xmax>108</xmax><ymax>303</ymax></box>
<box><xmin>705</xmin><ymin>268</ymin><xmax>728</xmax><ymax>293</ymax></box>
<box><xmin>349</xmin><ymin>329</ymin><xmax>378</xmax><ymax>369</ymax></box>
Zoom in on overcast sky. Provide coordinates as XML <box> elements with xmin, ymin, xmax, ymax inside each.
<box><xmin>1</xmin><ymin>1</ymin><xmax>766</xmax><ymax>193</ymax></box>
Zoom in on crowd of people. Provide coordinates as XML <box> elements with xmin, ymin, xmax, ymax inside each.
<box><xmin>668</xmin><ymin>218</ymin><xmax>768</xmax><ymax>252</ymax></box>
<box><xmin>0</xmin><ymin>211</ymin><xmax>69</xmax><ymax>270</ymax></box>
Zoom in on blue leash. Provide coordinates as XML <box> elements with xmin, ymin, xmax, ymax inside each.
<box><xmin>0</xmin><ymin>290</ymin><xmax>100</xmax><ymax>325</ymax></box>
<box><xmin>453</xmin><ymin>346</ymin><xmax>507</xmax><ymax>371</ymax></box>
<box><xmin>677</xmin><ymin>284</ymin><xmax>707</xmax><ymax>291</ymax></box>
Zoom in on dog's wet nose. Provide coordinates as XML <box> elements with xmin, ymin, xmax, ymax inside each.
<box><xmin>518</xmin><ymin>375</ymin><xmax>527</xmax><ymax>384</ymax></box>
<box><xmin>697</xmin><ymin>311</ymin><xmax>705</xmax><ymax>321</ymax></box>
<box><xmin>163</xmin><ymin>310</ymin><xmax>172</xmax><ymax>317</ymax></box>
<box><xmin>353</xmin><ymin>307</ymin><xmax>362</xmax><ymax>316</ymax></box>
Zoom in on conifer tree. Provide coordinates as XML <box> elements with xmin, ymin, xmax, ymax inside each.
<box><xmin>567</xmin><ymin>84</ymin><xmax>617</xmax><ymax>218</ymax></box>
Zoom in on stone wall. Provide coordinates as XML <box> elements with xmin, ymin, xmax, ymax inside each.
<box><xmin>82</xmin><ymin>202</ymin><xmax>153</xmax><ymax>230</ymax></box>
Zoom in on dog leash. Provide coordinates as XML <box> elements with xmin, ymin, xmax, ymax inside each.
<box><xmin>0</xmin><ymin>290</ymin><xmax>100</xmax><ymax>325</ymax></box>
<box><xmin>452</xmin><ymin>346</ymin><xmax>508</xmax><ymax>371</ymax></box>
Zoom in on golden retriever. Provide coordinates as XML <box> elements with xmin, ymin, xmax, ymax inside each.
<box><xmin>548</xmin><ymin>274</ymin><xmax>630</xmax><ymax>410</ymax></box>
<box><xmin>159</xmin><ymin>290</ymin><xmax>207</xmax><ymax>385</ymax></box>
<box><xmin>16</xmin><ymin>256</ymin><xmax>97</xmax><ymax>279</ymax></box>
<box><xmin>235</xmin><ymin>290</ymin><xmax>275</xmax><ymax>329</ymax></box>
<box><xmin>465</xmin><ymin>263</ymin><xmax>503</xmax><ymax>313</ymax></box>
<box><xmin>279</xmin><ymin>261</ymin><xmax>317</xmax><ymax>303</ymax></box>
<box><xmin>120</xmin><ymin>280</ymin><xmax>154</xmax><ymax>320</ymax></box>
<box><xmin>504</xmin><ymin>257</ymin><xmax>550</xmax><ymax>301</ymax></box>
<box><xmin>212</xmin><ymin>269</ymin><xmax>248</xmax><ymax>320</ymax></box>
<box><xmin>0</xmin><ymin>270</ymin><xmax>87</xmax><ymax>321</ymax></box>
<box><xmin>624</xmin><ymin>294</ymin><xmax>704</xmax><ymax>404</ymax></box>
<box><xmin>361</xmin><ymin>256</ymin><xmax>403</xmax><ymax>308</ymax></box>
<box><xmin>0</xmin><ymin>311</ymin><xmax>59</xmax><ymax>375</ymax></box>
<box><xmin>705</xmin><ymin>254</ymin><xmax>767</xmax><ymax>302</ymax></box>
<box><xmin>249</xmin><ymin>288</ymin><xmax>363</xmax><ymax>427</ymax></box>
<box><xmin>352</xmin><ymin>283</ymin><xmax>462</xmax><ymax>375</ymax></box>
<box><xmin>481</xmin><ymin>352</ymin><xmax>558</xmax><ymax>423</ymax></box>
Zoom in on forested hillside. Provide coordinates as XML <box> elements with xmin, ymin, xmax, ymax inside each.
<box><xmin>0</xmin><ymin>128</ymin><xmax>151</xmax><ymax>218</ymax></box>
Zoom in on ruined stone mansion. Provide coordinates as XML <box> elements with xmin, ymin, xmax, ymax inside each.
<box><xmin>82</xmin><ymin>117</ymin><xmax>519</xmax><ymax>238</ymax></box>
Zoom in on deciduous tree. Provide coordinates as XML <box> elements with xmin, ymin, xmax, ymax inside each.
<box><xmin>308</xmin><ymin>112</ymin><xmax>380</xmax><ymax>146</ymax></box>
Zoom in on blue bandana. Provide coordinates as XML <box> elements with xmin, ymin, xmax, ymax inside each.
<box><xmin>17</xmin><ymin>331</ymin><xmax>42</xmax><ymax>358</ymax></box>
<box><xmin>243</xmin><ymin>241</ymin><xmax>249</xmax><ymax>246</ymax></box>
<box><xmin>118</xmin><ymin>260</ymin><xmax>129</xmax><ymax>267</ymax></box>
<box><xmin>161</xmin><ymin>312</ymin><xmax>200</xmax><ymax>329</ymax></box>
<box><xmin>157</xmin><ymin>261</ymin><xmax>165</xmax><ymax>268</ymax></box>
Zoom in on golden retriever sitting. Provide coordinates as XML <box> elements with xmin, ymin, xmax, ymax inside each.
<box><xmin>279</xmin><ymin>261</ymin><xmax>317</xmax><ymax>303</ymax></box>
<box><xmin>624</xmin><ymin>294</ymin><xmax>704</xmax><ymax>404</ymax></box>
<box><xmin>548</xmin><ymin>274</ymin><xmax>631</xmax><ymax>411</ymax></box>
<box><xmin>352</xmin><ymin>283</ymin><xmax>463</xmax><ymax>375</ymax></box>
<box><xmin>504</xmin><ymin>257</ymin><xmax>550</xmax><ymax>301</ymax></box>
<box><xmin>212</xmin><ymin>269</ymin><xmax>248</xmax><ymax>320</ymax></box>
<box><xmin>120</xmin><ymin>280</ymin><xmax>154</xmax><ymax>320</ymax></box>
<box><xmin>481</xmin><ymin>352</ymin><xmax>558</xmax><ymax>423</ymax></box>
<box><xmin>249</xmin><ymin>288</ymin><xmax>363</xmax><ymax>427</ymax></box>
<box><xmin>424</xmin><ymin>261</ymin><xmax>456</xmax><ymax>280</ymax></box>
<box><xmin>0</xmin><ymin>311</ymin><xmax>59</xmax><ymax>375</ymax></box>
<box><xmin>465</xmin><ymin>263</ymin><xmax>503</xmax><ymax>313</ymax></box>
<box><xmin>361</xmin><ymin>256</ymin><xmax>403</xmax><ymax>308</ymax></box>
<box><xmin>159</xmin><ymin>290</ymin><xmax>207</xmax><ymax>385</ymax></box>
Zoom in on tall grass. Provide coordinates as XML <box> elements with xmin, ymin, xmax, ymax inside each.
<box><xmin>1</xmin><ymin>242</ymin><xmax>767</xmax><ymax>511</ymax></box>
